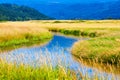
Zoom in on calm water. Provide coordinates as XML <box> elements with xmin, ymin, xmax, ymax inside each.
<box><xmin>0</xmin><ymin>35</ymin><xmax>120</xmax><ymax>80</ymax></box>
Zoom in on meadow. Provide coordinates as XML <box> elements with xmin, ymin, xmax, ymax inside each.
<box><xmin>0</xmin><ymin>20</ymin><xmax>120</xmax><ymax>80</ymax></box>
<box><xmin>0</xmin><ymin>60</ymin><xmax>77</xmax><ymax>80</ymax></box>
<box><xmin>72</xmin><ymin>33</ymin><xmax>120</xmax><ymax>65</ymax></box>
<box><xmin>0</xmin><ymin>22</ymin><xmax>52</xmax><ymax>52</ymax></box>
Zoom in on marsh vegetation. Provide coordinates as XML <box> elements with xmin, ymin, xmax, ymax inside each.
<box><xmin>0</xmin><ymin>23</ymin><xmax>52</xmax><ymax>52</ymax></box>
<box><xmin>0</xmin><ymin>20</ymin><xmax>120</xmax><ymax>80</ymax></box>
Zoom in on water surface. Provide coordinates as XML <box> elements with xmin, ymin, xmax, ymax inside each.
<box><xmin>0</xmin><ymin>35</ymin><xmax>120</xmax><ymax>80</ymax></box>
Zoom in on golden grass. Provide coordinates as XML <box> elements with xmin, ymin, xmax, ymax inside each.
<box><xmin>0</xmin><ymin>22</ymin><xmax>52</xmax><ymax>51</ymax></box>
<box><xmin>0</xmin><ymin>20</ymin><xmax>120</xmax><ymax>50</ymax></box>
<box><xmin>0</xmin><ymin>23</ymin><xmax>51</xmax><ymax>42</ymax></box>
<box><xmin>0</xmin><ymin>60</ymin><xmax>77</xmax><ymax>80</ymax></box>
<box><xmin>0</xmin><ymin>49</ymin><xmax>118</xmax><ymax>80</ymax></box>
<box><xmin>73</xmin><ymin>56</ymin><xmax>120</xmax><ymax>75</ymax></box>
<box><xmin>72</xmin><ymin>33</ymin><xmax>120</xmax><ymax>65</ymax></box>
<box><xmin>1</xmin><ymin>20</ymin><xmax>120</xmax><ymax>29</ymax></box>
<box><xmin>0</xmin><ymin>20</ymin><xmax>120</xmax><ymax>79</ymax></box>
<box><xmin>0</xmin><ymin>24</ymin><xmax>48</xmax><ymax>41</ymax></box>
<box><xmin>1</xmin><ymin>20</ymin><xmax>120</xmax><ymax>38</ymax></box>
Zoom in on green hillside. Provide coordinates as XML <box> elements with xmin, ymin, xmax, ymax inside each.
<box><xmin>0</xmin><ymin>4</ymin><xmax>51</xmax><ymax>21</ymax></box>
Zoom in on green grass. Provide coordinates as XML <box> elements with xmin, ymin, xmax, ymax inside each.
<box><xmin>72</xmin><ymin>33</ymin><xmax>120</xmax><ymax>65</ymax></box>
<box><xmin>0</xmin><ymin>20</ymin><xmax>120</xmax><ymax>79</ymax></box>
<box><xmin>49</xmin><ymin>28</ymin><xmax>105</xmax><ymax>37</ymax></box>
<box><xmin>0</xmin><ymin>33</ymin><xmax>52</xmax><ymax>52</ymax></box>
<box><xmin>0</xmin><ymin>53</ymin><xmax>118</xmax><ymax>80</ymax></box>
<box><xmin>0</xmin><ymin>61</ymin><xmax>77</xmax><ymax>80</ymax></box>
<box><xmin>52</xmin><ymin>20</ymin><xmax>86</xmax><ymax>23</ymax></box>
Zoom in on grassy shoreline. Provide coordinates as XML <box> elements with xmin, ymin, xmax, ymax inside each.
<box><xmin>0</xmin><ymin>24</ymin><xmax>52</xmax><ymax>52</ymax></box>
<box><xmin>0</xmin><ymin>36</ymin><xmax>52</xmax><ymax>52</ymax></box>
<box><xmin>0</xmin><ymin>60</ymin><xmax>77</xmax><ymax>80</ymax></box>
<box><xmin>1</xmin><ymin>20</ymin><xmax>120</xmax><ymax>64</ymax></box>
<box><xmin>40</xmin><ymin>20</ymin><xmax>120</xmax><ymax>65</ymax></box>
<box><xmin>72</xmin><ymin>33</ymin><xmax>120</xmax><ymax>65</ymax></box>
<box><xmin>0</xmin><ymin>20</ymin><xmax>120</xmax><ymax>79</ymax></box>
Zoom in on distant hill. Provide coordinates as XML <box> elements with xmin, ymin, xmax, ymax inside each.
<box><xmin>91</xmin><ymin>1</ymin><xmax>120</xmax><ymax>19</ymax></box>
<box><xmin>35</xmin><ymin>1</ymin><xmax>120</xmax><ymax>20</ymax></box>
<box><xmin>0</xmin><ymin>4</ymin><xmax>51</xmax><ymax>21</ymax></box>
<box><xmin>0</xmin><ymin>0</ymin><xmax>120</xmax><ymax>20</ymax></box>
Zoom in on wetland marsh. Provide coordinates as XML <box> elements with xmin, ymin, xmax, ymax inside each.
<box><xmin>0</xmin><ymin>20</ymin><xmax>120</xmax><ymax>80</ymax></box>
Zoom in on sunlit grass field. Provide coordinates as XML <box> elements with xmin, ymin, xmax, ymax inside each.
<box><xmin>0</xmin><ymin>51</ymin><xmax>118</xmax><ymax>80</ymax></box>
<box><xmin>0</xmin><ymin>20</ymin><xmax>120</xmax><ymax>80</ymax></box>
<box><xmin>1</xmin><ymin>20</ymin><xmax>120</xmax><ymax>37</ymax></box>
<box><xmin>0</xmin><ymin>20</ymin><xmax>120</xmax><ymax>64</ymax></box>
<box><xmin>72</xmin><ymin>33</ymin><xmax>120</xmax><ymax>65</ymax></box>
<box><xmin>0</xmin><ymin>60</ymin><xmax>77</xmax><ymax>80</ymax></box>
<box><xmin>0</xmin><ymin>23</ymin><xmax>52</xmax><ymax>52</ymax></box>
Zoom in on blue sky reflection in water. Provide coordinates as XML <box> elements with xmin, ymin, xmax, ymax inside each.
<box><xmin>0</xmin><ymin>35</ymin><xmax>119</xmax><ymax>80</ymax></box>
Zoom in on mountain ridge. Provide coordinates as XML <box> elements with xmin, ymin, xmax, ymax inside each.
<box><xmin>0</xmin><ymin>3</ymin><xmax>51</xmax><ymax>21</ymax></box>
<box><xmin>24</xmin><ymin>1</ymin><xmax>120</xmax><ymax>20</ymax></box>
<box><xmin>35</xmin><ymin>1</ymin><xmax>120</xmax><ymax>19</ymax></box>
<box><xmin>0</xmin><ymin>0</ymin><xmax>120</xmax><ymax>20</ymax></box>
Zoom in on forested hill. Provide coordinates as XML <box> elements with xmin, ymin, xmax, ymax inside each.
<box><xmin>0</xmin><ymin>4</ymin><xmax>51</xmax><ymax>21</ymax></box>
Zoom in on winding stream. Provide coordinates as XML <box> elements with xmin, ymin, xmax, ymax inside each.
<box><xmin>0</xmin><ymin>35</ymin><xmax>120</xmax><ymax>80</ymax></box>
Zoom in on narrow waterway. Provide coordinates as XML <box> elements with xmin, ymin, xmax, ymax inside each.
<box><xmin>0</xmin><ymin>35</ymin><xmax>119</xmax><ymax>80</ymax></box>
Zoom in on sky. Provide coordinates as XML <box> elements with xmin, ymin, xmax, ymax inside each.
<box><xmin>0</xmin><ymin>0</ymin><xmax>118</xmax><ymax>4</ymax></box>
<box><xmin>41</xmin><ymin>0</ymin><xmax>118</xmax><ymax>3</ymax></box>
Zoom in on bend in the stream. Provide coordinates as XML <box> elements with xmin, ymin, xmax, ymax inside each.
<box><xmin>0</xmin><ymin>35</ymin><xmax>120</xmax><ymax>80</ymax></box>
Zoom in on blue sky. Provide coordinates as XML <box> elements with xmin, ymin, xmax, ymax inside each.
<box><xmin>0</xmin><ymin>0</ymin><xmax>118</xmax><ymax>4</ymax></box>
<box><xmin>42</xmin><ymin>0</ymin><xmax>118</xmax><ymax>3</ymax></box>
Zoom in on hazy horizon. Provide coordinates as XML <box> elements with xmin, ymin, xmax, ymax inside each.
<box><xmin>0</xmin><ymin>0</ymin><xmax>119</xmax><ymax>4</ymax></box>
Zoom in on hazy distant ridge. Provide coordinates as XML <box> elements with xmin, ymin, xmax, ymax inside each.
<box><xmin>0</xmin><ymin>0</ymin><xmax>120</xmax><ymax>20</ymax></box>
<box><xmin>35</xmin><ymin>1</ymin><xmax>120</xmax><ymax>19</ymax></box>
